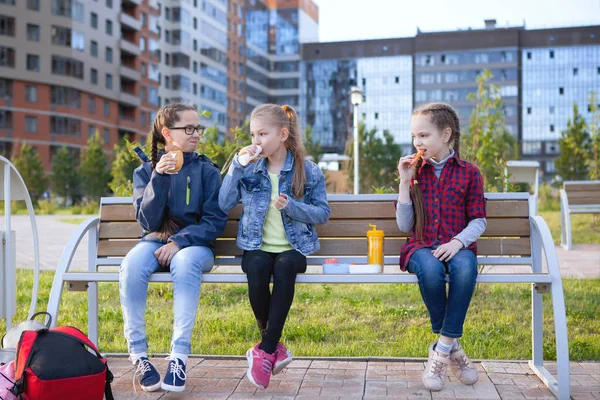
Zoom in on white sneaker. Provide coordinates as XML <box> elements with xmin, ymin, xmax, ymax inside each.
<box><xmin>449</xmin><ymin>341</ymin><xmax>478</xmax><ymax>385</ymax></box>
<box><xmin>422</xmin><ymin>342</ymin><xmax>451</xmax><ymax>391</ymax></box>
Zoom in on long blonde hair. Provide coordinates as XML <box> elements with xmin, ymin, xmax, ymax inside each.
<box><xmin>250</xmin><ymin>104</ymin><xmax>307</xmax><ymax>198</ymax></box>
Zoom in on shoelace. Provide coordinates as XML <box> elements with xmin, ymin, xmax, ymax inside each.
<box><xmin>132</xmin><ymin>358</ymin><xmax>152</xmax><ymax>393</ymax></box>
<box><xmin>260</xmin><ymin>355</ymin><xmax>273</xmax><ymax>374</ymax></box>
<box><xmin>165</xmin><ymin>355</ymin><xmax>187</xmax><ymax>382</ymax></box>
<box><xmin>454</xmin><ymin>353</ymin><xmax>471</xmax><ymax>370</ymax></box>
<box><xmin>429</xmin><ymin>354</ymin><xmax>450</xmax><ymax>376</ymax></box>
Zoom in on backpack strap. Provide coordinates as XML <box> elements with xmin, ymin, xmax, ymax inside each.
<box><xmin>14</xmin><ymin>330</ymin><xmax>38</xmax><ymax>383</ymax></box>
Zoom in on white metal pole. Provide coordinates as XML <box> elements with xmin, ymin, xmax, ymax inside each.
<box><xmin>4</xmin><ymin>164</ymin><xmax>12</xmax><ymax>330</ymax></box>
<box><xmin>353</xmin><ymin>103</ymin><xmax>359</xmax><ymax>194</ymax></box>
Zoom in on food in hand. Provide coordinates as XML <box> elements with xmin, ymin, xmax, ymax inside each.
<box><xmin>239</xmin><ymin>145</ymin><xmax>263</xmax><ymax>166</ymax></box>
<box><xmin>167</xmin><ymin>150</ymin><xmax>184</xmax><ymax>173</ymax></box>
<box><xmin>409</xmin><ymin>149</ymin><xmax>425</xmax><ymax>166</ymax></box>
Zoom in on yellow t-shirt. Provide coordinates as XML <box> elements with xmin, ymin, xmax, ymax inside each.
<box><xmin>260</xmin><ymin>172</ymin><xmax>293</xmax><ymax>253</ymax></box>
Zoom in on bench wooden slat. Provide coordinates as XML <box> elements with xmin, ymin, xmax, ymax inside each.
<box><xmin>564</xmin><ymin>192</ymin><xmax>600</xmax><ymax>205</ymax></box>
<box><xmin>564</xmin><ymin>183</ymin><xmax>600</xmax><ymax>193</ymax></box>
<box><xmin>99</xmin><ymin>199</ymin><xmax>529</xmax><ymax>223</ymax></box>
<box><xmin>99</xmin><ymin>217</ymin><xmax>530</xmax><ymax>240</ymax></box>
<box><xmin>97</xmin><ymin>237</ymin><xmax>530</xmax><ymax>257</ymax></box>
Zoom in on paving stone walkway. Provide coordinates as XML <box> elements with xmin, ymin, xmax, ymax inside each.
<box><xmin>106</xmin><ymin>356</ymin><xmax>599</xmax><ymax>399</ymax></box>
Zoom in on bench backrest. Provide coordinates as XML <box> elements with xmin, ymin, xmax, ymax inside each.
<box><xmin>96</xmin><ymin>193</ymin><xmax>531</xmax><ymax>266</ymax></box>
<box><xmin>563</xmin><ymin>180</ymin><xmax>600</xmax><ymax>206</ymax></box>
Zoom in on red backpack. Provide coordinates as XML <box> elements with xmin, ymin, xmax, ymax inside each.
<box><xmin>12</xmin><ymin>326</ymin><xmax>113</xmax><ymax>400</ymax></box>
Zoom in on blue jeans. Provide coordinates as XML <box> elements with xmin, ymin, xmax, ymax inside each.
<box><xmin>119</xmin><ymin>240</ymin><xmax>214</xmax><ymax>355</ymax></box>
<box><xmin>407</xmin><ymin>248</ymin><xmax>478</xmax><ymax>338</ymax></box>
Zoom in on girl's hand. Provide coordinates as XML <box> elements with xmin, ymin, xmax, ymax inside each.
<box><xmin>274</xmin><ymin>193</ymin><xmax>288</xmax><ymax>210</ymax></box>
<box><xmin>238</xmin><ymin>145</ymin><xmax>261</xmax><ymax>162</ymax></box>
<box><xmin>156</xmin><ymin>153</ymin><xmax>177</xmax><ymax>174</ymax></box>
<box><xmin>397</xmin><ymin>155</ymin><xmax>416</xmax><ymax>183</ymax></box>
<box><xmin>432</xmin><ymin>239</ymin><xmax>464</xmax><ymax>262</ymax></box>
<box><xmin>154</xmin><ymin>242</ymin><xmax>180</xmax><ymax>267</ymax></box>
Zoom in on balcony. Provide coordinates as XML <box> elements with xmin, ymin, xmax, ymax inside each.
<box><xmin>119</xmin><ymin>92</ymin><xmax>141</xmax><ymax>107</ymax></box>
<box><xmin>120</xmin><ymin>40</ymin><xmax>140</xmax><ymax>56</ymax></box>
<box><xmin>120</xmin><ymin>66</ymin><xmax>141</xmax><ymax>82</ymax></box>
<box><xmin>120</xmin><ymin>13</ymin><xmax>142</xmax><ymax>31</ymax></box>
<box><xmin>123</xmin><ymin>0</ymin><xmax>142</xmax><ymax>5</ymax></box>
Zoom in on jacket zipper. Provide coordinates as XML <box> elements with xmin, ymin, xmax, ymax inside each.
<box><xmin>186</xmin><ymin>176</ymin><xmax>191</xmax><ymax>205</ymax></box>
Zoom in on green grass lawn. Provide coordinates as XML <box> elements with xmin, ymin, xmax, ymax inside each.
<box><xmin>538</xmin><ymin>211</ymin><xmax>600</xmax><ymax>245</ymax></box>
<box><xmin>2</xmin><ymin>270</ymin><xmax>598</xmax><ymax>361</ymax></box>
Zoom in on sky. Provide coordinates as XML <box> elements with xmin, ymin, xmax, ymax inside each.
<box><xmin>311</xmin><ymin>0</ymin><xmax>600</xmax><ymax>42</ymax></box>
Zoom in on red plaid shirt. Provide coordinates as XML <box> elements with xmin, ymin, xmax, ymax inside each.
<box><xmin>399</xmin><ymin>155</ymin><xmax>486</xmax><ymax>271</ymax></box>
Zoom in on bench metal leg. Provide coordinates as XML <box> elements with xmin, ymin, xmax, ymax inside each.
<box><xmin>87</xmin><ymin>227</ymin><xmax>99</xmax><ymax>347</ymax></box>
<box><xmin>560</xmin><ymin>190</ymin><xmax>572</xmax><ymax>250</ymax></box>
<box><xmin>530</xmin><ymin>216</ymin><xmax>570</xmax><ymax>400</ymax></box>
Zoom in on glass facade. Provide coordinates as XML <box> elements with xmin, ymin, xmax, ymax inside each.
<box><xmin>301</xmin><ymin>56</ymin><xmax>413</xmax><ymax>153</ymax></box>
<box><xmin>522</xmin><ymin>45</ymin><xmax>600</xmax><ymax>170</ymax></box>
<box><xmin>414</xmin><ymin>48</ymin><xmax>519</xmax><ymax>138</ymax></box>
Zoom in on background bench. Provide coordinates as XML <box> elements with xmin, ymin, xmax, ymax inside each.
<box><xmin>560</xmin><ymin>180</ymin><xmax>600</xmax><ymax>250</ymax></box>
<box><xmin>46</xmin><ymin>193</ymin><xmax>569</xmax><ymax>399</ymax></box>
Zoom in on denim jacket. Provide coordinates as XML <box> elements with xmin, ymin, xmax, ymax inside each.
<box><xmin>218</xmin><ymin>150</ymin><xmax>330</xmax><ymax>256</ymax></box>
<box><xmin>133</xmin><ymin>151</ymin><xmax>228</xmax><ymax>253</ymax></box>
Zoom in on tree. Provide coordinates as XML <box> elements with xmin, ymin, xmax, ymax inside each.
<box><xmin>587</xmin><ymin>92</ymin><xmax>600</xmax><ymax>180</ymax></box>
<box><xmin>109</xmin><ymin>139</ymin><xmax>145</xmax><ymax>197</ymax></box>
<box><xmin>303</xmin><ymin>125</ymin><xmax>324</xmax><ymax>165</ymax></box>
<box><xmin>11</xmin><ymin>142</ymin><xmax>47</xmax><ymax>205</ymax></box>
<box><xmin>197</xmin><ymin>120</ymin><xmax>251</xmax><ymax>177</ymax></box>
<box><xmin>81</xmin><ymin>132</ymin><xmax>111</xmax><ymax>201</ymax></box>
<box><xmin>51</xmin><ymin>146</ymin><xmax>80</xmax><ymax>205</ymax></box>
<box><xmin>556</xmin><ymin>103</ymin><xmax>590</xmax><ymax>181</ymax></box>
<box><xmin>345</xmin><ymin>124</ymin><xmax>403</xmax><ymax>194</ymax></box>
<box><xmin>463</xmin><ymin>69</ymin><xmax>517</xmax><ymax>191</ymax></box>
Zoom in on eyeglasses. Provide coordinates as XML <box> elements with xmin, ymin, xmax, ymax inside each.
<box><xmin>169</xmin><ymin>125</ymin><xmax>205</xmax><ymax>135</ymax></box>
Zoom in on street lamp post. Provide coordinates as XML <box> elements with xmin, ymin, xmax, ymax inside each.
<box><xmin>350</xmin><ymin>86</ymin><xmax>363</xmax><ymax>194</ymax></box>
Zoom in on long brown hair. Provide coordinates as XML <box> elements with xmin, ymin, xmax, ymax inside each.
<box><xmin>148</xmin><ymin>102</ymin><xmax>196</xmax><ymax>240</ymax></box>
<box><xmin>410</xmin><ymin>102</ymin><xmax>462</xmax><ymax>242</ymax></box>
<box><xmin>250</xmin><ymin>104</ymin><xmax>307</xmax><ymax>198</ymax></box>
<box><xmin>149</xmin><ymin>102</ymin><xmax>196</xmax><ymax>170</ymax></box>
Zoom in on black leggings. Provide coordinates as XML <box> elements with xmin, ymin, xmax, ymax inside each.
<box><xmin>241</xmin><ymin>249</ymin><xmax>307</xmax><ymax>354</ymax></box>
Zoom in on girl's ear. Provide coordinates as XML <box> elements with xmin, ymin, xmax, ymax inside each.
<box><xmin>442</xmin><ymin>127</ymin><xmax>452</xmax><ymax>143</ymax></box>
<box><xmin>280</xmin><ymin>127</ymin><xmax>289</xmax><ymax>142</ymax></box>
<box><xmin>161</xmin><ymin>126</ymin><xmax>172</xmax><ymax>143</ymax></box>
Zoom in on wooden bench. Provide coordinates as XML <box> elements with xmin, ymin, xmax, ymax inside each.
<box><xmin>46</xmin><ymin>193</ymin><xmax>569</xmax><ymax>399</ymax></box>
<box><xmin>560</xmin><ymin>180</ymin><xmax>600</xmax><ymax>250</ymax></box>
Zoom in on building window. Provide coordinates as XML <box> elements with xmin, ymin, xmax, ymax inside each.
<box><xmin>140</xmin><ymin>86</ymin><xmax>146</xmax><ymax>101</ymax></box>
<box><xmin>549</xmin><ymin>50</ymin><xmax>554</xmax><ymax>59</ymax></box>
<box><xmin>549</xmin><ymin>106</ymin><xmax>555</xmax><ymax>114</ymax></box>
<box><xmin>52</xmin><ymin>55</ymin><xmax>84</xmax><ymax>79</ymax></box>
<box><xmin>25</xmin><ymin>86</ymin><xmax>37</xmax><ymax>102</ymax></box>
<box><xmin>527</xmin><ymin>107</ymin><xmax>532</xmax><ymax>115</ymax></box>
<box><xmin>27</xmin><ymin>54</ymin><xmax>40</xmax><ymax>72</ymax></box>
<box><xmin>91</xmin><ymin>12</ymin><xmax>98</xmax><ymax>29</ymax></box>
<box><xmin>27</xmin><ymin>0</ymin><xmax>40</xmax><ymax>10</ymax></box>
<box><xmin>91</xmin><ymin>41</ymin><xmax>98</xmax><ymax>57</ymax></box>
<box><xmin>104</xmin><ymin>101</ymin><xmax>110</xmax><ymax>116</ymax></box>
<box><xmin>395</xmin><ymin>76</ymin><xmax>399</xmax><ymax>84</ymax></box>
<box><xmin>572</xmin><ymin>68</ymin><xmax>578</xmax><ymax>76</ymax></box>
<box><xmin>105</xmin><ymin>73</ymin><xmax>112</xmax><ymax>89</ymax></box>
<box><xmin>374</xmin><ymin>112</ymin><xmax>379</xmax><ymax>120</ymax></box>
<box><xmin>550</xmin><ymin>125</ymin><xmax>555</xmax><ymax>132</ymax></box>
<box><xmin>140</xmin><ymin>37</ymin><xmax>146</xmax><ymax>51</ymax></box>
<box><xmin>559</xmin><ymin>87</ymin><xmax>564</xmax><ymax>95</ymax></box>
<box><xmin>88</xmin><ymin>96</ymin><xmax>95</xmax><ymax>113</ymax></box>
<box><xmin>0</xmin><ymin>16</ymin><xmax>15</xmax><ymax>36</ymax></box>
<box><xmin>91</xmin><ymin>68</ymin><xmax>98</xmax><ymax>84</ymax></box>
<box><xmin>527</xmin><ymin>52</ymin><xmax>531</xmax><ymax>60</ymax></box>
<box><xmin>106</xmin><ymin>0</ymin><xmax>112</xmax><ymax>8</ymax></box>
<box><xmin>105</xmin><ymin>47</ymin><xmax>112</xmax><ymax>63</ymax></box>
<box><xmin>103</xmin><ymin>128</ymin><xmax>109</xmax><ymax>143</ymax></box>
<box><xmin>88</xmin><ymin>124</ymin><xmax>95</xmax><ymax>137</ymax></box>
<box><xmin>27</xmin><ymin>24</ymin><xmax>39</xmax><ymax>41</ymax></box>
<box><xmin>25</xmin><ymin>116</ymin><xmax>38</xmax><ymax>133</ymax></box>
<box><xmin>106</xmin><ymin>20</ymin><xmax>112</xmax><ymax>36</ymax></box>
<box><xmin>0</xmin><ymin>46</ymin><xmax>15</xmax><ymax>68</ymax></box>
<box><xmin>0</xmin><ymin>110</ymin><xmax>12</xmax><ymax>129</ymax></box>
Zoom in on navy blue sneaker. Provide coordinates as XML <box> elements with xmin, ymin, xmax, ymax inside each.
<box><xmin>161</xmin><ymin>356</ymin><xmax>187</xmax><ymax>392</ymax></box>
<box><xmin>133</xmin><ymin>357</ymin><xmax>161</xmax><ymax>392</ymax></box>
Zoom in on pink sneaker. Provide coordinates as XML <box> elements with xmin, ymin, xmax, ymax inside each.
<box><xmin>246</xmin><ymin>343</ymin><xmax>276</xmax><ymax>389</ymax></box>
<box><xmin>273</xmin><ymin>342</ymin><xmax>292</xmax><ymax>375</ymax></box>
<box><xmin>272</xmin><ymin>342</ymin><xmax>293</xmax><ymax>375</ymax></box>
